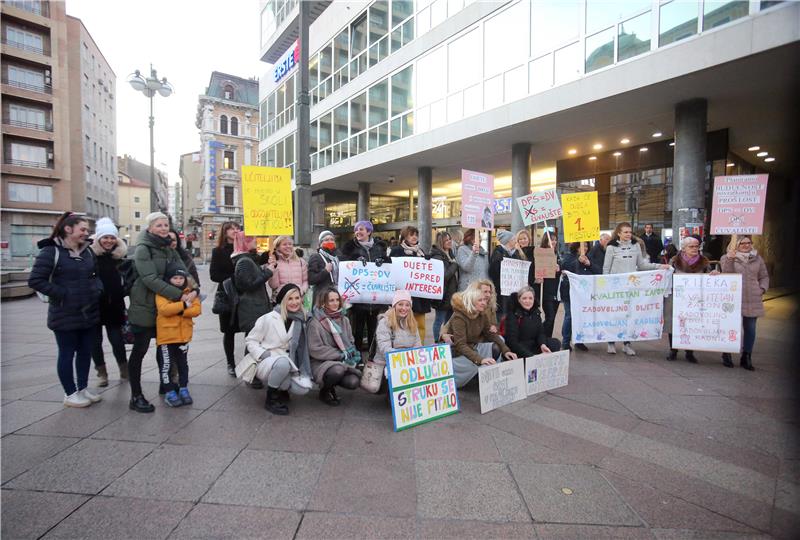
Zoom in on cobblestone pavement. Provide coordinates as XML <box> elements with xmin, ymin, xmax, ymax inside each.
<box><xmin>2</xmin><ymin>265</ymin><xmax>798</xmax><ymax>539</ymax></box>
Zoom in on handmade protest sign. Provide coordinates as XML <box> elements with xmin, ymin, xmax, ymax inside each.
<box><xmin>391</xmin><ymin>257</ymin><xmax>444</xmax><ymax>300</ymax></box>
<box><xmin>337</xmin><ymin>261</ymin><xmax>395</xmax><ymax>305</ymax></box>
<box><xmin>386</xmin><ymin>344</ymin><xmax>460</xmax><ymax>431</ymax></box>
<box><xmin>562</xmin><ymin>191</ymin><xmax>600</xmax><ymax>243</ymax></box>
<box><xmin>672</xmin><ymin>273</ymin><xmax>743</xmax><ymax>353</ymax></box>
<box><xmin>461</xmin><ymin>169</ymin><xmax>495</xmax><ymax>229</ymax></box>
<box><xmin>710</xmin><ymin>174</ymin><xmax>769</xmax><ymax>234</ymax></box>
<box><xmin>534</xmin><ymin>247</ymin><xmax>557</xmax><ymax>280</ymax></box>
<box><xmin>500</xmin><ymin>258</ymin><xmax>531</xmax><ymax>296</ymax></box>
<box><xmin>526</xmin><ymin>350</ymin><xmax>569</xmax><ymax>396</ymax></box>
<box><xmin>565</xmin><ymin>269</ymin><xmax>672</xmax><ymax>343</ymax></box>
<box><xmin>517</xmin><ymin>188</ymin><xmax>562</xmax><ymax>226</ymax></box>
<box><xmin>241</xmin><ymin>165</ymin><xmax>293</xmax><ymax>235</ymax></box>
<box><xmin>478</xmin><ymin>358</ymin><xmax>526</xmax><ymax>414</ymax></box>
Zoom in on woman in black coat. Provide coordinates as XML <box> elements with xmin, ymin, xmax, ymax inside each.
<box><xmin>308</xmin><ymin>230</ymin><xmax>340</xmax><ymax>302</ymax></box>
<box><xmin>209</xmin><ymin>221</ymin><xmax>241</xmax><ymax>375</ymax></box>
<box><xmin>232</xmin><ymin>232</ymin><xmax>273</xmax><ymax>335</ymax></box>
<box><xmin>538</xmin><ymin>234</ymin><xmax>562</xmax><ymax>338</ymax></box>
<box><xmin>429</xmin><ymin>231</ymin><xmax>459</xmax><ymax>342</ymax></box>
<box><xmin>503</xmin><ymin>287</ymin><xmax>560</xmax><ymax>358</ymax></box>
<box><xmin>559</xmin><ymin>242</ymin><xmax>592</xmax><ymax>351</ymax></box>
<box><xmin>89</xmin><ymin>217</ymin><xmax>128</xmax><ymax>387</ymax></box>
<box><xmin>389</xmin><ymin>225</ymin><xmax>432</xmax><ymax>342</ymax></box>
<box><xmin>28</xmin><ymin>212</ymin><xmax>103</xmax><ymax>408</ymax></box>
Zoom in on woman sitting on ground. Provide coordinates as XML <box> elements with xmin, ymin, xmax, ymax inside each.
<box><xmin>504</xmin><ymin>286</ymin><xmax>561</xmax><ymax>358</ymax></box>
<box><xmin>372</xmin><ymin>290</ymin><xmax>422</xmax><ymax>364</ymax></box>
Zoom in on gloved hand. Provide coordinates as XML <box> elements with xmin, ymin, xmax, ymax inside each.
<box><xmin>358</xmin><ymin>256</ymin><xmax>367</xmax><ymax>266</ymax></box>
<box><xmin>375</xmin><ymin>258</ymin><xmax>384</xmax><ymax>267</ymax></box>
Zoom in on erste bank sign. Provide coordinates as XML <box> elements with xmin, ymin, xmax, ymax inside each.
<box><xmin>273</xmin><ymin>41</ymin><xmax>300</xmax><ymax>83</ymax></box>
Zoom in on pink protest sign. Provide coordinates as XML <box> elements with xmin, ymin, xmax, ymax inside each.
<box><xmin>710</xmin><ymin>174</ymin><xmax>769</xmax><ymax>235</ymax></box>
<box><xmin>517</xmin><ymin>188</ymin><xmax>563</xmax><ymax>226</ymax></box>
<box><xmin>461</xmin><ymin>169</ymin><xmax>495</xmax><ymax>230</ymax></box>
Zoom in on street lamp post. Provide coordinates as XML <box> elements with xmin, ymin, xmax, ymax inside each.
<box><xmin>127</xmin><ymin>66</ymin><xmax>173</xmax><ymax>213</ymax></box>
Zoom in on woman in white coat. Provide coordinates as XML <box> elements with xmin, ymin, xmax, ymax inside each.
<box><xmin>238</xmin><ymin>283</ymin><xmax>312</xmax><ymax>415</ymax></box>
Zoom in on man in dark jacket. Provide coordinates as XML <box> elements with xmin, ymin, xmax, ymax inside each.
<box><xmin>641</xmin><ymin>224</ymin><xmax>663</xmax><ymax>263</ymax></box>
<box><xmin>587</xmin><ymin>233</ymin><xmax>610</xmax><ymax>275</ymax></box>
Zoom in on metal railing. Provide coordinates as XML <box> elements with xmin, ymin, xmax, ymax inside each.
<box><xmin>1</xmin><ymin>37</ymin><xmax>50</xmax><ymax>56</ymax></box>
<box><xmin>4</xmin><ymin>158</ymin><xmax>51</xmax><ymax>169</ymax></box>
<box><xmin>3</xmin><ymin>118</ymin><xmax>53</xmax><ymax>131</ymax></box>
<box><xmin>1</xmin><ymin>77</ymin><xmax>52</xmax><ymax>94</ymax></box>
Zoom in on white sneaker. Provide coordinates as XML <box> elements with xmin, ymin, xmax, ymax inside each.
<box><xmin>623</xmin><ymin>344</ymin><xmax>637</xmax><ymax>356</ymax></box>
<box><xmin>606</xmin><ymin>344</ymin><xmax>617</xmax><ymax>355</ymax></box>
<box><xmin>64</xmin><ymin>391</ymin><xmax>91</xmax><ymax>408</ymax></box>
<box><xmin>80</xmin><ymin>388</ymin><xmax>102</xmax><ymax>403</ymax></box>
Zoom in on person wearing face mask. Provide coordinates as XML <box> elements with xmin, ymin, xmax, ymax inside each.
<box><xmin>29</xmin><ymin>212</ymin><xmax>104</xmax><ymax>408</ymax></box>
<box><xmin>89</xmin><ymin>217</ymin><xmax>129</xmax><ymax>387</ymax></box>
<box><xmin>504</xmin><ymin>286</ymin><xmax>561</xmax><ymax>358</ymax></box>
<box><xmin>390</xmin><ymin>225</ymin><xmax>432</xmax><ymax>341</ymax></box>
<box><xmin>488</xmin><ymin>229</ymin><xmax>523</xmax><ymax>318</ymax></box>
<box><xmin>308</xmin><ymin>230</ymin><xmax>340</xmax><ymax>300</ymax></box>
<box><xmin>719</xmin><ymin>236</ymin><xmax>769</xmax><ymax>371</ymax></box>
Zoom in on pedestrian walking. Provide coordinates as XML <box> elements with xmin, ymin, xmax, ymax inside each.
<box><xmin>429</xmin><ymin>231</ymin><xmax>459</xmax><ymax>342</ymax></box>
<box><xmin>504</xmin><ymin>287</ymin><xmax>561</xmax><ymax>358</ymax></box>
<box><xmin>28</xmin><ymin>212</ymin><xmax>103</xmax><ymax>408</ymax></box>
<box><xmin>488</xmin><ymin>229</ymin><xmax>523</xmax><ymax>318</ymax></box>
<box><xmin>210</xmin><ymin>221</ymin><xmax>241</xmax><ymax>376</ymax></box>
<box><xmin>390</xmin><ymin>225</ymin><xmax>432</xmax><ymax>341</ymax></box>
<box><xmin>455</xmin><ymin>228</ymin><xmax>489</xmax><ymax>292</ymax></box>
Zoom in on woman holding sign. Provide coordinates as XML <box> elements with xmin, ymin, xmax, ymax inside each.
<box><xmin>538</xmin><ymin>234</ymin><xmax>562</xmax><ymax>339</ymax></box>
<box><xmin>488</xmin><ymin>229</ymin><xmax>524</xmax><ymax>318</ymax></box>
<box><xmin>456</xmin><ymin>229</ymin><xmax>489</xmax><ymax>292</ymax></box>
<box><xmin>720</xmin><ymin>236</ymin><xmax>769</xmax><ymax>371</ymax></box>
<box><xmin>429</xmin><ymin>232</ymin><xmax>459</xmax><ymax>342</ymax></box>
<box><xmin>390</xmin><ymin>226</ymin><xmax>432</xmax><ymax>342</ymax></box>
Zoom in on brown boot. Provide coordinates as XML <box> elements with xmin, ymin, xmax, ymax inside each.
<box><xmin>96</xmin><ymin>365</ymin><xmax>109</xmax><ymax>387</ymax></box>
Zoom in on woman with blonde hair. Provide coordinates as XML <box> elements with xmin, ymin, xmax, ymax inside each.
<box><xmin>372</xmin><ymin>290</ymin><xmax>422</xmax><ymax>363</ymax></box>
<box><xmin>268</xmin><ymin>235</ymin><xmax>308</xmax><ymax>301</ymax></box>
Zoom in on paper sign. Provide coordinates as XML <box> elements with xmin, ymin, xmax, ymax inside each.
<box><xmin>337</xmin><ymin>261</ymin><xmax>395</xmax><ymax>305</ymax></box>
<box><xmin>387</xmin><ymin>345</ymin><xmax>460</xmax><ymax>431</ymax></box>
<box><xmin>526</xmin><ymin>351</ymin><xmax>570</xmax><ymax>396</ymax></box>
<box><xmin>500</xmin><ymin>258</ymin><xmax>531</xmax><ymax>296</ymax></box>
<box><xmin>241</xmin><ymin>166</ymin><xmax>293</xmax><ymax>235</ymax></box>
<box><xmin>478</xmin><ymin>358</ymin><xmax>526</xmax><ymax>414</ymax></box>
<box><xmin>461</xmin><ymin>169</ymin><xmax>495</xmax><ymax>229</ymax></box>
<box><xmin>565</xmin><ymin>269</ymin><xmax>672</xmax><ymax>343</ymax></box>
<box><xmin>391</xmin><ymin>257</ymin><xmax>444</xmax><ymax>300</ymax></box>
<box><xmin>534</xmin><ymin>247</ymin><xmax>557</xmax><ymax>280</ymax></box>
<box><xmin>710</xmin><ymin>174</ymin><xmax>769</xmax><ymax>234</ymax></box>
<box><xmin>517</xmin><ymin>188</ymin><xmax>563</xmax><ymax>226</ymax></box>
<box><xmin>672</xmin><ymin>274</ymin><xmax>742</xmax><ymax>353</ymax></box>
<box><xmin>562</xmin><ymin>191</ymin><xmax>600</xmax><ymax>243</ymax></box>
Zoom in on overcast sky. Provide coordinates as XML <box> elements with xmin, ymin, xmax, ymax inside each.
<box><xmin>66</xmin><ymin>0</ymin><xmax>267</xmax><ymax>186</ymax></box>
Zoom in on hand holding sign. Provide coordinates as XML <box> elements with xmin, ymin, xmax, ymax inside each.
<box><xmin>517</xmin><ymin>188</ymin><xmax>563</xmax><ymax>226</ymax></box>
<box><xmin>562</xmin><ymin>191</ymin><xmax>600</xmax><ymax>243</ymax></box>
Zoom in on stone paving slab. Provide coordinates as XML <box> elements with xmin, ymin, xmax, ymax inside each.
<box><xmin>1</xmin><ymin>434</ymin><xmax>79</xmax><ymax>482</ymax></box>
<box><xmin>0</xmin><ymin>489</ymin><xmax>89</xmax><ymax>540</ymax></box>
<box><xmin>169</xmin><ymin>503</ymin><xmax>302</xmax><ymax>539</ymax></box>
<box><xmin>1</xmin><ymin>399</ymin><xmax>64</xmax><ymax>435</ymax></box>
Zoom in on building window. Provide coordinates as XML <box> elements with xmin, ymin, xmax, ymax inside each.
<box><xmin>5</xmin><ymin>26</ymin><xmax>45</xmax><ymax>55</ymax></box>
<box><xmin>7</xmin><ymin>103</ymin><xmax>48</xmax><ymax>130</ymax></box>
<box><xmin>7</xmin><ymin>64</ymin><xmax>46</xmax><ymax>92</ymax></box>
<box><xmin>134</xmin><ymin>196</ymin><xmax>140</xmax><ymax>203</ymax></box>
<box><xmin>223</xmin><ymin>150</ymin><xmax>234</xmax><ymax>169</ymax></box>
<box><xmin>135</xmin><ymin>225</ymin><xmax>141</xmax><ymax>232</ymax></box>
<box><xmin>134</xmin><ymin>211</ymin><xmax>141</xmax><ymax>218</ymax></box>
<box><xmin>223</xmin><ymin>186</ymin><xmax>235</xmax><ymax>206</ymax></box>
<box><xmin>219</xmin><ymin>115</ymin><xmax>228</xmax><ymax>134</ymax></box>
<box><xmin>8</xmin><ymin>182</ymin><xmax>52</xmax><ymax>203</ymax></box>
<box><xmin>659</xmin><ymin>0</ymin><xmax>699</xmax><ymax>47</ymax></box>
<box><xmin>531</xmin><ymin>0</ymin><xmax>581</xmax><ymax>56</ymax></box>
<box><xmin>224</xmin><ymin>84</ymin><xmax>234</xmax><ymax>100</ymax></box>
<box><xmin>8</xmin><ymin>141</ymin><xmax>48</xmax><ymax>167</ymax></box>
<box><xmin>6</xmin><ymin>0</ymin><xmax>46</xmax><ymax>16</ymax></box>
<box><xmin>703</xmin><ymin>0</ymin><xmax>749</xmax><ymax>31</ymax></box>
<box><xmin>618</xmin><ymin>11</ymin><xmax>652</xmax><ymax>62</ymax></box>
<box><xmin>230</xmin><ymin>117</ymin><xmax>238</xmax><ymax>136</ymax></box>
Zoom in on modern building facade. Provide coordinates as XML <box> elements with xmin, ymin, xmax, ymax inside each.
<box><xmin>116</xmin><ymin>170</ymin><xmax>149</xmax><ymax>245</ymax></box>
<box><xmin>258</xmin><ymin>0</ymin><xmax>799</xmax><ymax>285</ymax></box>
<box><xmin>194</xmin><ymin>71</ymin><xmax>259</xmax><ymax>260</ymax></box>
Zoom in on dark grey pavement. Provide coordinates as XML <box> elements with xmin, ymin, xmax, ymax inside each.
<box><xmin>2</xmin><ymin>265</ymin><xmax>798</xmax><ymax>539</ymax></box>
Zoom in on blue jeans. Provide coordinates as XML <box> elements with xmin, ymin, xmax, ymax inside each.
<box><xmin>561</xmin><ymin>300</ymin><xmax>572</xmax><ymax>346</ymax></box>
<box><xmin>743</xmin><ymin>316</ymin><xmax>757</xmax><ymax>353</ymax></box>
<box><xmin>433</xmin><ymin>309</ymin><xmax>452</xmax><ymax>342</ymax></box>
<box><xmin>54</xmin><ymin>328</ymin><xmax>94</xmax><ymax>395</ymax></box>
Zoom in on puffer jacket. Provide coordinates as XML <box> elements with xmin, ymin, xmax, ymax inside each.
<box><xmin>90</xmin><ymin>238</ymin><xmax>127</xmax><ymax>326</ymax></box>
<box><xmin>429</xmin><ymin>245</ymin><xmax>459</xmax><ymax>310</ymax></box>
<box><xmin>28</xmin><ymin>237</ymin><xmax>102</xmax><ymax>332</ymax></box>
<box><xmin>268</xmin><ymin>255</ymin><xmax>308</xmax><ymax>299</ymax></box>
<box><xmin>340</xmin><ymin>237</ymin><xmax>391</xmax><ymax>312</ymax></box>
<box><xmin>720</xmin><ymin>251</ymin><xmax>769</xmax><ymax>318</ymax></box>
<box><xmin>603</xmin><ymin>238</ymin><xmax>660</xmax><ymax>274</ymax></box>
<box><xmin>456</xmin><ymin>243</ymin><xmax>489</xmax><ymax>291</ymax></box>
<box><xmin>155</xmin><ymin>289</ymin><xmax>201</xmax><ymax>345</ymax></box>
<box><xmin>448</xmin><ymin>292</ymin><xmax>509</xmax><ymax>365</ymax></box>
<box><xmin>127</xmin><ymin>231</ymin><xmax>187</xmax><ymax>328</ymax></box>
<box><xmin>372</xmin><ymin>313</ymin><xmax>422</xmax><ymax>363</ymax></box>
<box><xmin>504</xmin><ymin>295</ymin><xmax>548</xmax><ymax>358</ymax></box>
<box><xmin>233</xmin><ymin>253</ymin><xmax>273</xmax><ymax>334</ymax></box>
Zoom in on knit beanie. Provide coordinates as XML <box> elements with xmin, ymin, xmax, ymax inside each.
<box><xmin>496</xmin><ymin>230</ymin><xmax>514</xmax><ymax>245</ymax></box>
<box><xmin>318</xmin><ymin>230</ymin><xmax>335</xmax><ymax>244</ymax></box>
<box><xmin>145</xmin><ymin>211</ymin><xmax>168</xmax><ymax>226</ymax></box>
<box><xmin>94</xmin><ymin>217</ymin><xmax>119</xmax><ymax>239</ymax></box>
<box><xmin>275</xmin><ymin>283</ymin><xmax>301</xmax><ymax>306</ymax></box>
<box><xmin>354</xmin><ymin>220</ymin><xmax>374</xmax><ymax>233</ymax></box>
<box><xmin>164</xmin><ymin>262</ymin><xmax>188</xmax><ymax>281</ymax></box>
<box><xmin>392</xmin><ymin>289</ymin><xmax>412</xmax><ymax>307</ymax></box>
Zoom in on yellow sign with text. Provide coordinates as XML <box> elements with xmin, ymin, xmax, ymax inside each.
<box><xmin>241</xmin><ymin>165</ymin><xmax>294</xmax><ymax>236</ymax></box>
<box><xmin>562</xmin><ymin>191</ymin><xmax>600</xmax><ymax>243</ymax></box>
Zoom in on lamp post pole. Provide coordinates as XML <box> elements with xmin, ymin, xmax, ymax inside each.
<box><xmin>149</xmin><ymin>93</ymin><xmax>156</xmax><ymax>212</ymax></box>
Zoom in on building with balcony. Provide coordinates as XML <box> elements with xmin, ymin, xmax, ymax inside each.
<box><xmin>194</xmin><ymin>71</ymin><xmax>259</xmax><ymax>260</ymax></box>
<box><xmin>258</xmin><ymin>0</ymin><xmax>799</xmax><ymax>285</ymax></box>
<box><xmin>116</xmin><ymin>170</ymin><xmax>149</xmax><ymax>246</ymax></box>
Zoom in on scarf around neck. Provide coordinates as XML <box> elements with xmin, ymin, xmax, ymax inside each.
<box><xmin>313</xmin><ymin>306</ymin><xmax>355</xmax><ymax>357</ymax></box>
<box><xmin>273</xmin><ymin>306</ymin><xmax>311</xmax><ymax>378</ymax></box>
<box><xmin>358</xmin><ymin>239</ymin><xmax>374</xmax><ymax>250</ymax></box>
<box><xmin>680</xmin><ymin>252</ymin><xmax>700</xmax><ymax>266</ymax></box>
<box><xmin>401</xmin><ymin>241</ymin><xmax>424</xmax><ymax>257</ymax></box>
<box><xmin>735</xmin><ymin>249</ymin><xmax>757</xmax><ymax>263</ymax></box>
<box><xmin>319</xmin><ymin>248</ymin><xmax>340</xmax><ymax>284</ymax></box>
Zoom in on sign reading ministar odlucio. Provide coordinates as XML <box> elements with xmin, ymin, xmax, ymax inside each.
<box><xmin>273</xmin><ymin>41</ymin><xmax>300</xmax><ymax>83</ymax></box>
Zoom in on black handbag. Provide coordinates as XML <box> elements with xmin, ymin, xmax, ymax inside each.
<box><xmin>211</xmin><ymin>277</ymin><xmax>238</xmax><ymax>315</ymax></box>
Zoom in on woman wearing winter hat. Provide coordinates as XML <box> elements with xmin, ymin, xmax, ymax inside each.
<box><xmin>488</xmin><ymin>229</ymin><xmax>524</xmax><ymax>318</ymax></box>
<box><xmin>308</xmin><ymin>230</ymin><xmax>340</xmax><ymax>301</ymax></box>
<box><xmin>89</xmin><ymin>217</ymin><xmax>129</xmax><ymax>387</ymax></box>
<box><xmin>372</xmin><ymin>289</ymin><xmax>422</xmax><ymax>365</ymax></box>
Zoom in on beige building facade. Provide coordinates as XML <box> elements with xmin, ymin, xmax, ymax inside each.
<box><xmin>178</xmin><ymin>150</ymin><xmax>202</xmax><ymax>234</ymax></box>
<box><xmin>116</xmin><ymin>171</ymin><xmax>149</xmax><ymax>246</ymax></box>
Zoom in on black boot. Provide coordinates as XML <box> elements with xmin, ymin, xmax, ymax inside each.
<box><xmin>277</xmin><ymin>390</ymin><xmax>291</xmax><ymax>403</ymax></box>
<box><xmin>226</xmin><ymin>364</ymin><xmax>236</xmax><ymax>377</ymax></box>
<box><xmin>319</xmin><ymin>386</ymin><xmax>341</xmax><ymax>407</ymax></box>
<box><xmin>740</xmin><ymin>352</ymin><xmax>754</xmax><ymax>371</ymax></box>
<box><xmin>685</xmin><ymin>351</ymin><xmax>698</xmax><ymax>364</ymax></box>
<box><xmin>721</xmin><ymin>353</ymin><xmax>734</xmax><ymax>367</ymax></box>
<box><xmin>264</xmin><ymin>387</ymin><xmax>288</xmax><ymax>415</ymax></box>
<box><xmin>129</xmin><ymin>395</ymin><xmax>155</xmax><ymax>413</ymax></box>
<box><xmin>666</xmin><ymin>349</ymin><xmax>678</xmax><ymax>361</ymax></box>
<box><xmin>250</xmin><ymin>377</ymin><xmax>264</xmax><ymax>390</ymax></box>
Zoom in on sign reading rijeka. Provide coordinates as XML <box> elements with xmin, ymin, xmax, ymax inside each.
<box><xmin>517</xmin><ymin>188</ymin><xmax>563</xmax><ymax>226</ymax></box>
<box><xmin>672</xmin><ymin>273</ymin><xmax>743</xmax><ymax>353</ymax></box>
<box><xmin>710</xmin><ymin>174</ymin><xmax>769</xmax><ymax>234</ymax></box>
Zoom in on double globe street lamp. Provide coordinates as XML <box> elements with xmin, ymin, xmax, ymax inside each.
<box><xmin>127</xmin><ymin>66</ymin><xmax>173</xmax><ymax>212</ymax></box>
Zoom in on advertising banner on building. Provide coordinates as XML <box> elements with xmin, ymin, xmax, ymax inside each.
<box><xmin>241</xmin><ymin>165</ymin><xmax>293</xmax><ymax>236</ymax></box>
<box><xmin>207</xmin><ymin>141</ymin><xmax>225</xmax><ymax>213</ymax></box>
<box><xmin>478</xmin><ymin>358</ymin><xmax>526</xmax><ymax>414</ymax></box>
<box><xmin>562</xmin><ymin>191</ymin><xmax>600</xmax><ymax>243</ymax></box>
<box><xmin>391</xmin><ymin>257</ymin><xmax>444</xmax><ymax>300</ymax></box>
<box><xmin>337</xmin><ymin>261</ymin><xmax>395</xmax><ymax>305</ymax></box>
<box><xmin>500</xmin><ymin>258</ymin><xmax>532</xmax><ymax>296</ymax></box>
<box><xmin>526</xmin><ymin>351</ymin><xmax>569</xmax><ymax>396</ymax></box>
<box><xmin>517</xmin><ymin>188</ymin><xmax>563</xmax><ymax>226</ymax></box>
<box><xmin>672</xmin><ymin>273</ymin><xmax>743</xmax><ymax>353</ymax></box>
<box><xmin>386</xmin><ymin>345</ymin><xmax>460</xmax><ymax>431</ymax></box>
<box><xmin>564</xmin><ymin>269</ymin><xmax>672</xmax><ymax>343</ymax></box>
<box><xmin>710</xmin><ymin>174</ymin><xmax>769</xmax><ymax>234</ymax></box>
<box><xmin>461</xmin><ymin>169</ymin><xmax>495</xmax><ymax>229</ymax></box>
<box><xmin>534</xmin><ymin>247</ymin><xmax>558</xmax><ymax>280</ymax></box>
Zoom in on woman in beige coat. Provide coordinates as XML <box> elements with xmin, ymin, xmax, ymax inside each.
<box><xmin>719</xmin><ymin>236</ymin><xmax>769</xmax><ymax>370</ymax></box>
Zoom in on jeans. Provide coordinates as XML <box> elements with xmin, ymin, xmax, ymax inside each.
<box><xmin>92</xmin><ymin>324</ymin><xmax>127</xmax><ymax>368</ymax></box>
<box><xmin>159</xmin><ymin>343</ymin><xmax>189</xmax><ymax>392</ymax></box>
<box><xmin>433</xmin><ymin>309</ymin><xmax>452</xmax><ymax>342</ymax></box>
<box><xmin>53</xmin><ymin>328</ymin><xmax>94</xmax><ymax>395</ymax></box>
<box><xmin>561</xmin><ymin>301</ymin><xmax>572</xmax><ymax>346</ymax></box>
<box><xmin>743</xmin><ymin>316</ymin><xmax>757</xmax><ymax>353</ymax></box>
<box><xmin>542</xmin><ymin>299</ymin><xmax>560</xmax><ymax>338</ymax></box>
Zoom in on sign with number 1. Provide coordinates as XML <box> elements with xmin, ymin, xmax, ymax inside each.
<box><xmin>561</xmin><ymin>191</ymin><xmax>600</xmax><ymax>243</ymax></box>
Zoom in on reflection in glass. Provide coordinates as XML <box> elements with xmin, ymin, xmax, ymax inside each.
<box><xmin>484</xmin><ymin>1</ymin><xmax>527</xmax><ymax>79</ymax></box>
<box><xmin>703</xmin><ymin>1</ymin><xmax>748</xmax><ymax>30</ymax></box>
<box><xmin>334</xmin><ymin>104</ymin><xmax>348</xmax><ymax>144</ymax></box>
<box><xmin>659</xmin><ymin>1</ymin><xmax>698</xmax><ymax>47</ymax></box>
<box><xmin>368</xmin><ymin>79</ymin><xmax>388</xmax><ymax>128</ymax></box>
<box><xmin>350</xmin><ymin>91</ymin><xmax>366</xmax><ymax>135</ymax></box>
<box><xmin>319</xmin><ymin>112</ymin><xmax>332</xmax><ymax>149</ymax></box>
<box><xmin>391</xmin><ymin>66</ymin><xmax>413</xmax><ymax>116</ymax></box>
<box><xmin>370</xmin><ymin>1</ymin><xmax>389</xmax><ymax>45</ymax></box>
<box><xmin>448</xmin><ymin>27</ymin><xmax>481</xmax><ymax>93</ymax></box>
<box><xmin>554</xmin><ymin>42</ymin><xmax>581</xmax><ymax>85</ymax></box>
<box><xmin>392</xmin><ymin>0</ymin><xmax>413</xmax><ymax>26</ymax></box>
<box><xmin>585</xmin><ymin>27</ymin><xmax>614</xmax><ymax>73</ymax></box>
<box><xmin>334</xmin><ymin>29</ymin><xmax>349</xmax><ymax>72</ymax></box>
<box><xmin>618</xmin><ymin>11</ymin><xmax>650</xmax><ymax>62</ymax></box>
<box><xmin>351</xmin><ymin>14</ymin><xmax>367</xmax><ymax>57</ymax></box>
<box><xmin>319</xmin><ymin>44</ymin><xmax>332</xmax><ymax>81</ymax></box>
<box><xmin>531</xmin><ymin>0</ymin><xmax>581</xmax><ymax>56</ymax></box>
<box><xmin>586</xmin><ymin>0</ymin><xmax>650</xmax><ymax>33</ymax></box>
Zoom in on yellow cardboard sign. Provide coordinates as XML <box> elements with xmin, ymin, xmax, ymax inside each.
<box><xmin>562</xmin><ymin>191</ymin><xmax>600</xmax><ymax>243</ymax></box>
<box><xmin>241</xmin><ymin>165</ymin><xmax>293</xmax><ymax>236</ymax></box>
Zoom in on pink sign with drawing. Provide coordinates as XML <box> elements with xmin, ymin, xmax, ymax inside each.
<box><xmin>461</xmin><ymin>169</ymin><xmax>495</xmax><ymax>230</ymax></box>
<box><xmin>710</xmin><ymin>174</ymin><xmax>769</xmax><ymax>235</ymax></box>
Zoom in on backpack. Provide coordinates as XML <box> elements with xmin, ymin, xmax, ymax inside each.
<box><xmin>119</xmin><ymin>245</ymin><xmax>153</xmax><ymax>296</ymax></box>
<box><xmin>35</xmin><ymin>247</ymin><xmax>60</xmax><ymax>303</ymax></box>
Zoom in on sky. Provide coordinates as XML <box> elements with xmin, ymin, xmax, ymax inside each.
<box><xmin>66</xmin><ymin>0</ymin><xmax>267</xmax><ymax>186</ymax></box>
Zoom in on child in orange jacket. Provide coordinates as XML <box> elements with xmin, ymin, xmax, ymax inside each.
<box><xmin>156</xmin><ymin>264</ymin><xmax>201</xmax><ymax>407</ymax></box>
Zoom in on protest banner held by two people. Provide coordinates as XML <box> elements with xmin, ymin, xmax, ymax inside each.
<box><xmin>337</xmin><ymin>257</ymin><xmax>445</xmax><ymax>305</ymax></box>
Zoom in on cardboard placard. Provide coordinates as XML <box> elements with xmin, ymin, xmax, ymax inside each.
<box><xmin>672</xmin><ymin>273</ymin><xmax>743</xmax><ymax>353</ymax></box>
<box><xmin>478</xmin><ymin>358</ymin><xmax>526</xmax><ymax>414</ymax></box>
<box><xmin>710</xmin><ymin>174</ymin><xmax>769</xmax><ymax>234</ymax></box>
<box><xmin>534</xmin><ymin>247</ymin><xmax>557</xmax><ymax>280</ymax></box>
<box><xmin>562</xmin><ymin>191</ymin><xmax>600</xmax><ymax>243</ymax></box>
<box><xmin>241</xmin><ymin>166</ymin><xmax>293</xmax><ymax>235</ymax></box>
<box><xmin>461</xmin><ymin>169</ymin><xmax>495</xmax><ymax>229</ymax></box>
<box><xmin>526</xmin><ymin>351</ymin><xmax>570</xmax><ymax>396</ymax></box>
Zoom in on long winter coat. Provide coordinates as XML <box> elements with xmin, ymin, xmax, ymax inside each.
<box><xmin>237</xmin><ymin>311</ymin><xmax>300</xmax><ymax>383</ymax></box>
<box><xmin>429</xmin><ymin>245</ymin><xmax>459</xmax><ymax>311</ymax></box>
<box><xmin>28</xmin><ymin>238</ymin><xmax>102</xmax><ymax>332</ymax></box>
<box><xmin>155</xmin><ymin>290</ymin><xmax>202</xmax><ymax>345</ymax></box>
<box><xmin>504</xmin><ymin>299</ymin><xmax>549</xmax><ymax>358</ymax></box>
<box><xmin>233</xmin><ymin>253</ymin><xmax>273</xmax><ymax>334</ymax></box>
<box><xmin>456</xmin><ymin>244</ymin><xmax>489</xmax><ymax>292</ymax></box>
<box><xmin>268</xmin><ymin>255</ymin><xmax>308</xmax><ymax>299</ymax></box>
<box><xmin>663</xmin><ymin>254</ymin><xmax>713</xmax><ymax>334</ymax></box>
<box><xmin>308</xmin><ymin>249</ymin><xmax>338</xmax><ymax>288</ymax></box>
<box><xmin>90</xmin><ymin>238</ymin><xmax>127</xmax><ymax>326</ymax></box>
<box><xmin>559</xmin><ymin>250</ymin><xmax>594</xmax><ymax>302</ymax></box>
<box><xmin>448</xmin><ymin>292</ymin><xmax>510</xmax><ymax>365</ymax></box>
<box><xmin>127</xmin><ymin>231</ymin><xmax>187</xmax><ymax>328</ymax></box>
<box><xmin>340</xmin><ymin>237</ymin><xmax>391</xmax><ymax>312</ymax></box>
<box><xmin>720</xmin><ymin>252</ymin><xmax>769</xmax><ymax>318</ymax></box>
<box><xmin>372</xmin><ymin>314</ymin><xmax>422</xmax><ymax>363</ymax></box>
<box><xmin>390</xmin><ymin>245</ymin><xmax>432</xmax><ymax>315</ymax></box>
<box><xmin>307</xmin><ymin>316</ymin><xmax>361</xmax><ymax>383</ymax></box>
<box><xmin>603</xmin><ymin>239</ymin><xmax>660</xmax><ymax>275</ymax></box>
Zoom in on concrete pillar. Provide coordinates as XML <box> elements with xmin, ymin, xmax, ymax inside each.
<box><xmin>511</xmin><ymin>143</ymin><xmax>531</xmax><ymax>233</ymax></box>
<box><xmin>418</xmin><ymin>166</ymin><xmax>433</xmax><ymax>253</ymax></box>
<box><xmin>357</xmin><ymin>182</ymin><xmax>370</xmax><ymax>221</ymax></box>
<box><xmin>408</xmin><ymin>189</ymin><xmax>414</xmax><ymax>221</ymax></box>
<box><xmin>672</xmin><ymin>99</ymin><xmax>707</xmax><ymax>239</ymax></box>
